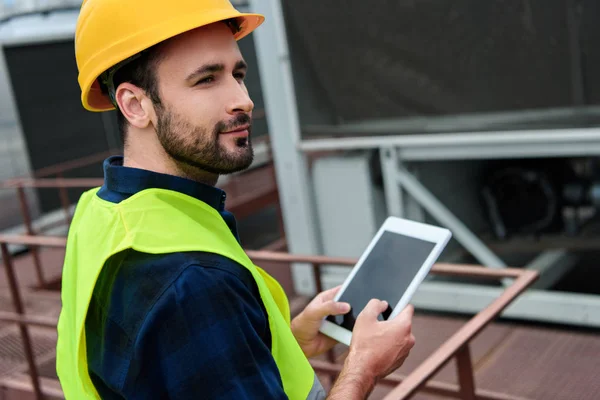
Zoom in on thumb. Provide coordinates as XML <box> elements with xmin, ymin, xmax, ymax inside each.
<box><xmin>304</xmin><ymin>300</ymin><xmax>351</xmax><ymax>321</ymax></box>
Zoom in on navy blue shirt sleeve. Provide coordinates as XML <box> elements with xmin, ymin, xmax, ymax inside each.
<box><xmin>121</xmin><ymin>265</ymin><xmax>288</xmax><ymax>400</ymax></box>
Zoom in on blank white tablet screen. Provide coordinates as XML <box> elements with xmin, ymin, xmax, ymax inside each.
<box><xmin>326</xmin><ymin>230</ymin><xmax>436</xmax><ymax>330</ymax></box>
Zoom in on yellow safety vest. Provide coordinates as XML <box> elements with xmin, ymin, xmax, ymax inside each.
<box><xmin>56</xmin><ymin>188</ymin><xmax>321</xmax><ymax>399</ymax></box>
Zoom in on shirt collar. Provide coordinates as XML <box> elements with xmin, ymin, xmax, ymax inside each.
<box><xmin>102</xmin><ymin>156</ymin><xmax>226</xmax><ymax>211</ymax></box>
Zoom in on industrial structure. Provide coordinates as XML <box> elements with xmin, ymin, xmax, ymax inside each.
<box><xmin>0</xmin><ymin>0</ymin><xmax>598</xmax><ymax>399</ymax></box>
<box><xmin>250</xmin><ymin>0</ymin><xmax>600</xmax><ymax>328</ymax></box>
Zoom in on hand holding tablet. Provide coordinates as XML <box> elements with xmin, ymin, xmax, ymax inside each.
<box><xmin>325</xmin><ymin>299</ymin><xmax>418</xmax><ymax>399</ymax></box>
<box><xmin>309</xmin><ymin>216</ymin><xmax>451</xmax><ymax>398</ymax></box>
<box><xmin>319</xmin><ymin>216</ymin><xmax>452</xmax><ymax>346</ymax></box>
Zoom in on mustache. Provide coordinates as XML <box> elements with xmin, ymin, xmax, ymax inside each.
<box><xmin>216</xmin><ymin>113</ymin><xmax>252</xmax><ymax>134</ymax></box>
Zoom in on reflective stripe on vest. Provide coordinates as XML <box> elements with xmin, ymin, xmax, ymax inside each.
<box><xmin>56</xmin><ymin>188</ymin><xmax>316</xmax><ymax>399</ymax></box>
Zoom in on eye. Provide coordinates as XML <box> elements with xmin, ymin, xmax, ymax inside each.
<box><xmin>196</xmin><ymin>76</ymin><xmax>214</xmax><ymax>85</ymax></box>
<box><xmin>234</xmin><ymin>72</ymin><xmax>246</xmax><ymax>81</ymax></box>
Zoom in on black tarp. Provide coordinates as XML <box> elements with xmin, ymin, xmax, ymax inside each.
<box><xmin>5</xmin><ymin>40</ymin><xmax>115</xmax><ymax>213</ymax></box>
<box><xmin>283</xmin><ymin>0</ymin><xmax>600</xmax><ymax>125</ymax></box>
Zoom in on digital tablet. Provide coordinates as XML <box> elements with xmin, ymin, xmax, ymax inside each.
<box><xmin>319</xmin><ymin>216</ymin><xmax>452</xmax><ymax>346</ymax></box>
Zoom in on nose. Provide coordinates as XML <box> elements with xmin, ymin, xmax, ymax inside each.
<box><xmin>227</xmin><ymin>81</ymin><xmax>254</xmax><ymax>115</ymax></box>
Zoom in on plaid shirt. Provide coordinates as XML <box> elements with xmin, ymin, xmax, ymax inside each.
<box><xmin>84</xmin><ymin>156</ymin><xmax>287</xmax><ymax>399</ymax></box>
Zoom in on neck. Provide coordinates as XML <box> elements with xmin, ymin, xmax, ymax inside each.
<box><xmin>123</xmin><ymin>137</ymin><xmax>219</xmax><ymax>187</ymax></box>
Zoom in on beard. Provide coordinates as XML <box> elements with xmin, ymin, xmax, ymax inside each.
<box><xmin>155</xmin><ymin>105</ymin><xmax>254</xmax><ymax>176</ymax></box>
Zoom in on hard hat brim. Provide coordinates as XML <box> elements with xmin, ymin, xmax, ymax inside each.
<box><xmin>81</xmin><ymin>11</ymin><xmax>265</xmax><ymax>112</ymax></box>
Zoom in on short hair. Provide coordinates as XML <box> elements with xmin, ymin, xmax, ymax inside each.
<box><xmin>99</xmin><ymin>44</ymin><xmax>164</xmax><ymax>144</ymax></box>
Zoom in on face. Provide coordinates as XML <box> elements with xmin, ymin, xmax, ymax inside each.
<box><xmin>151</xmin><ymin>23</ymin><xmax>255</xmax><ymax>175</ymax></box>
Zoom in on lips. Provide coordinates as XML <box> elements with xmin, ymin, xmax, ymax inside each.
<box><xmin>222</xmin><ymin>124</ymin><xmax>250</xmax><ymax>134</ymax></box>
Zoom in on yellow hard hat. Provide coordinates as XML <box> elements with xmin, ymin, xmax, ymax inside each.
<box><xmin>75</xmin><ymin>0</ymin><xmax>265</xmax><ymax>112</ymax></box>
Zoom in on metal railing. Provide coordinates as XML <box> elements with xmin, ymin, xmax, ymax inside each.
<box><xmin>0</xmin><ymin>138</ymin><xmax>276</xmax><ymax>289</ymax></box>
<box><xmin>0</xmin><ymin>234</ymin><xmax>537</xmax><ymax>400</ymax></box>
<box><xmin>0</xmin><ymin>149</ymin><xmax>116</xmax><ymax>288</ymax></box>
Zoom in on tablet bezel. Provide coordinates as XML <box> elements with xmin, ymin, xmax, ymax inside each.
<box><xmin>319</xmin><ymin>216</ymin><xmax>452</xmax><ymax>346</ymax></box>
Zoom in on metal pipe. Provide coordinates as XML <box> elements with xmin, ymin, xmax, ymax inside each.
<box><xmin>16</xmin><ymin>185</ymin><xmax>45</xmax><ymax>287</ymax></box>
<box><xmin>301</xmin><ymin>106</ymin><xmax>600</xmax><ymax>137</ymax></box>
<box><xmin>0</xmin><ymin>236</ymin><xmax>523</xmax><ymax>279</ymax></box>
<box><xmin>0</xmin><ymin>149</ymin><xmax>115</xmax><ymax>186</ymax></box>
<box><xmin>456</xmin><ymin>345</ymin><xmax>476</xmax><ymax>400</ymax></box>
<box><xmin>246</xmin><ymin>250</ymin><xmax>524</xmax><ymax>278</ymax></box>
<box><xmin>312</xmin><ymin>263</ymin><xmax>323</xmax><ymax>294</ymax></box>
<box><xmin>32</xmin><ymin>149</ymin><xmax>117</xmax><ymax>178</ymax></box>
<box><xmin>269</xmin><ymin>161</ymin><xmax>288</xmax><ymax>242</ymax></box>
<box><xmin>56</xmin><ymin>173</ymin><xmax>72</xmax><ymax>225</ymax></box>
<box><xmin>0</xmin><ymin>243</ymin><xmax>43</xmax><ymax>400</ymax></box>
<box><xmin>394</xmin><ymin>165</ymin><xmax>506</xmax><ymax>270</ymax></box>
<box><xmin>0</xmin><ymin>234</ymin><xmax>67</xmax><ymax>247</ymax></box>
<box><xmin>298</xmin><ymin>127</ymin><xmax>600</xmax><ymax>152</ymax></box>
<box><xmin>0</xmin><ymin>311</ymin><xmax>58</xmax><ymax>328</ymax></box>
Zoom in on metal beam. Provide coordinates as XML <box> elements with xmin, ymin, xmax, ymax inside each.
<box><xmin>302</xmin><ymin>106</ymin><xmax>600</xmax><ymax>137</ymax></box>
<box><xmin>414</xmin><ymin>282</ymin><xmax>600</xmax><ymax>327</ymax></box>
<box><xmin>403</xmin><ymin>166</ymin><xmax>426</xmax><ymax>222</ymax></box>
<box><xmin>298</xmin><ymin>127</ymin><xmax>600</xmax><ymax>153</ymax></box>
<box><xmin>394</xmin><ymin>164</ymin><xmax>506</xmax><ymax>269</ymax></box>
<box><xmin>397</xmin><ymin>141</ymin><xmax>600</xmax><ymax>161</ymax></box>
<box><xmin>379</xmin><ymin>147</ymin><xmax>404</xmax><ymax>217</ymax></box>
<box><xmin>248</xmin><ymin>0</ymin><xmax>322</xmax><ymax>295</ymax></box>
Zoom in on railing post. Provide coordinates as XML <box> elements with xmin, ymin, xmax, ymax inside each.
<box><xmin>312</xmin><ymin>263</ymin><xmax>324</xmax><ymax>294</ymax></box>
<box><xmin>270</xmin><ymin>162</ymin><xmax>287</xmax><ymax>244</ymax></box>
<box><xmin>1</xmin><ymin>242</ymin><xmax>44</xmax><ymax>400</ymax></box>
<box><xmin>56</xmin><ymin>173</ymin><xmax>72</xmax><ymax>225</ymax></box>
<box><xmin>16</xmin><ymin>184</ymin><xmax>45</xmax><ymax>287</ymax></box>
<box><xmin>456</xmin><ymin>344</ymin><xmax>477</xmax><ymax>400</ymax></box>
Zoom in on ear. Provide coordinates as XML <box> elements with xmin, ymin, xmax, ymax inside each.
<box><xmin>115</xmin><ymin>83</ymin><xmax>156</xmax><ymax>129</ymax></box>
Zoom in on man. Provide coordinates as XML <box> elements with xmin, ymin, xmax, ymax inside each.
<box><xmin>56</xmin><ymin>0</ymin><xmax>416</xmax><ymax>399</ymax></box>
